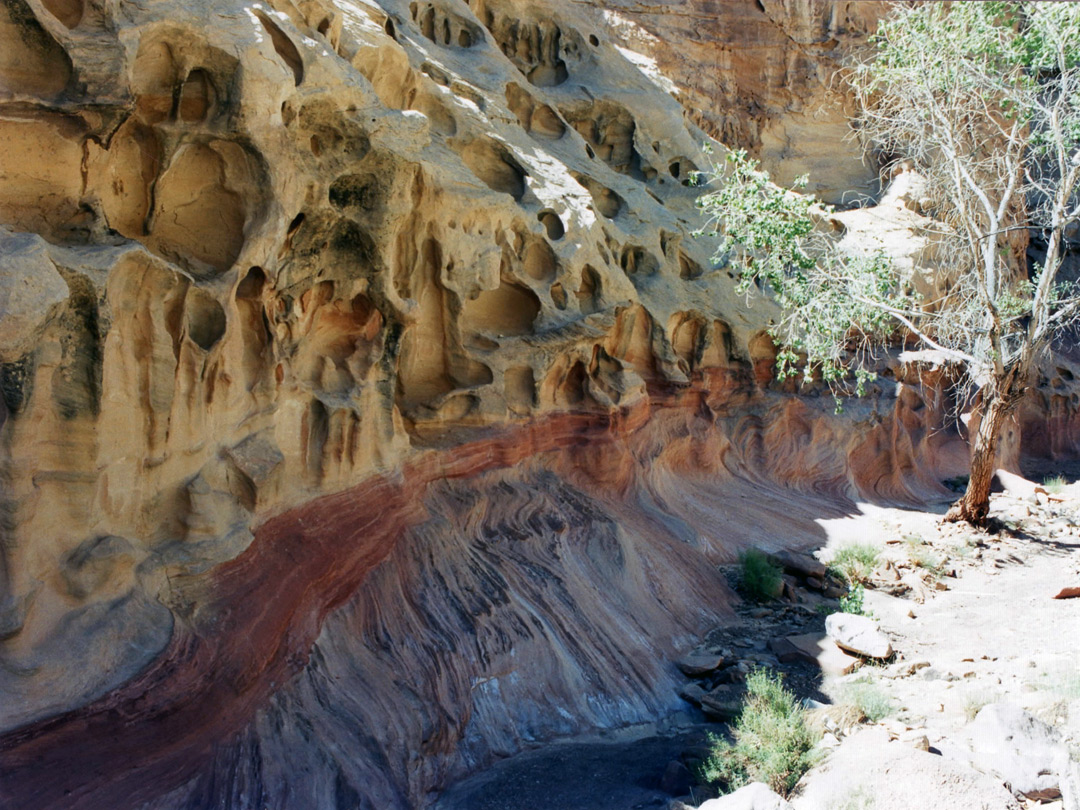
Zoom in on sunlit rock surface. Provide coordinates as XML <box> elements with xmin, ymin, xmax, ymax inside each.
<box><xmin>0</xmin><ymin>0</ymin><xmax>1074</xmax><ymax>808</ymax></box>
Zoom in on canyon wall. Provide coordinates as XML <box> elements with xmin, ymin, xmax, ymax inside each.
<box><xmin>0</xmin><ymin>0</ymin><xmax>1071</xmax><ymax>808</ymax></box>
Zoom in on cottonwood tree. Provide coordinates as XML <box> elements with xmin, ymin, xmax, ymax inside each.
<box><xmin>698</xmin><ymin>2</ymin><xmax>1080</xmax><ymax>524</ymax></box>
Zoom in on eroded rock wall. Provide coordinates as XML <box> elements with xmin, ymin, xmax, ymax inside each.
<box><xmin>0</xmin><ymin>0</ymin><xmax>1061</xmax><ymax>808</ymax></box>
<box><xmin>599</xmin><ymin>0</ymin><xmax>886</xmax><ymax>203</ymax></box>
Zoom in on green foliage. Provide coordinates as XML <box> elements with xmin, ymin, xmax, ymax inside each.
<box><xmin>693</xmin><ymin>2</ymin><xmax>1080</xmax><ymax>443</ymax></box>
<box><xmin>698</xmin><ymin>669</ymin><xmax>818</xmax><ymax>796</ymax></box>
<box><xmin>840</xmin><ymin>678</ymin><xmax>894</xmax><ymax>724</ymax></box>
<box><xmin>829</xmin><ymin>543</ymin><xmax>880</xmax><ymax>586</ymax></box>
<box><xmin>840</xmin><ymin>583</ymin><xmax>868</xmax><ymax>616</ymax></box>
<box><xmin>738</xmin><ymin>548</ymin><xmax>782</xmax><ymax>602</ymax></box>
<box><xmin>1043</xmin><ymin>475</ymin><xmax>1066</xmax><ymax>494</ymax></box>
<box><xmin>835</xmin><ymin>787</ymin><xmax>877</xmax><ymax>810</ymax></box>
<box><xmin>696</xmin><ymin>150</ymin><xmax>896</xmax><ymax>407</ymax></box>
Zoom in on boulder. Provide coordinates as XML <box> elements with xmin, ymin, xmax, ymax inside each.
<box><xmin>770</xmin><ymin>550</ymin><xmax>826</xmax><ymax>581</ymax></box>
<box><xmin>769</xmin><ymin>633</ymin><xmax>857</xmax><ymax>676</ymax></box>
<box><xmin>825</xmin><ymin>613</ymin><xmax>893</xmax><ymax>659</ymax></box>
<box><xmin>1063</xmin><ymin>756</ymin><xmax>1080</xmax><ymax>810</ymax></box>
<box><xmin>662</xmin><ymin>760</ymin><xmax>694</xmax><ymax>796</ymax></box>
<box><xmin>678</xmin><ymin>682</ymin><xmax>709</xmax><ymax>707</ymax></box>
<box><xmin>677</xmin><ymin>652</ymin><xmax>726</xmax><ymax>677</ymax></box>
<box><xmin>699</xmin><ymin>686</ymin><xmax>744</xmax><ymax>722</ymax></box>
<box><xmin>791</xmin><ymin>727</ymin><xmax>1020</xmax><ymax>810</ymax></box>
<box><xmin>967</xmin><ymin>703</ymin><xmax>1068</xmax><ymax>801</ymax></box>
<box><xmin>822</xmin><ymin>581</ymin><xmax>848</xmax><ymax>599</ymax></box>
<box><xmin>696</xmin><ymin>782</ymin><xmax>793</xmax><ymax>810</ymax></box>
<box><xmin>995</xmin><ymin>470</ymin><xmax>1041</xmax><ymax>499</ymax></box>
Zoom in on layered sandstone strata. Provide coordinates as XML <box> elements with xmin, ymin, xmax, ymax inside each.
<box><xmin>0</xmin><ymin>0</ymin><xmax>1072</xmax><ymax>808</ymax></box>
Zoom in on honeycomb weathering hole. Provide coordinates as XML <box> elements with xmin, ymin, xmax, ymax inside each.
<box><xmin>409</xmin><ymin>2</ymin><xmax>480</xmax><ymax>48</ymax></box>
<box><xmin>463</xmin><ymin>281</ymin><xmax>541</xmax><ymax>336</ymax></box>
<box><xmin>505</xmin><ymin>83</ymin><xmax>566</xmax><ymax>140</ymax></box>
<box><xmin>0</xmin><ymin>0</ymin><xmax>74</xmax><ymax>97</ymax></box>
<box><xmin>179</xmin><ymin>69</ymin><xmax>214</xmax><ymax>122</ymax></box>
<box><xmin>457</xmin><ymin>138</ymin><xmax>527</xmax><ymax>200</ymax></box>
<box><xmin>537</xmin><ymin>209</ymin><xmax>564</xmax><ymax>240</ymax></box>
<box><xmin>255</xmin><ymin>12</ymin><xmax>304</xmax><ymax>86</ymax></box>
<box><xmin>522</xmin><ymin>238</ymin><xmax>557</xmax><ymax>281</ymax></box>
<box><xmin>148</xmin><ymin>142</ymin><xmax>248</xmax><ymax>277</ymax></box>
<box><xmin>562</xmin><ymin>100</ymin><xmax>642</xmax><ymax>177</ymax></box>
<box><xmin>576</xmin><ymin>264</ymin><xmax>602</xmax><ymax>314</ymax></box>
<box><xmin>40</xmin><ymin>0</ymin><xmax>83</xmax><ymax>28</ymax></box>
<box><xmin>569</xmin><ymin>172</ymin><xmax>622</xmax><ymax>219</ymax></box>
<box><xmin>185</xmin><ymin>289</ymin><xmax>227</xmax><ymax>351</ymax></box>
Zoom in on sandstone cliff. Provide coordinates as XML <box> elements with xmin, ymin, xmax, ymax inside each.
<box><xmin>0</xmin><ymin>0</ymin><xmax>1075</xmax><ymax>808</ymax></box>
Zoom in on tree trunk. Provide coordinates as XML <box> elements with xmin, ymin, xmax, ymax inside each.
<box><xmin>944</xmin><ymin>370</ymin><xmax>1026</xmax><ymax>525</ymax></box>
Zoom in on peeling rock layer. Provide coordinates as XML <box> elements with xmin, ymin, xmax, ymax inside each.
<box><xmin>0</xmin><ymin>0</ymin><xmax>1075</xmax><ymax>808</ymax></box>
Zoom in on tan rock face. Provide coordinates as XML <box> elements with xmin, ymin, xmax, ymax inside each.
<box><xmin>598</xmin><ymin>0</ymin><xmax>887</xmax><ymax>203</ymax></box>
<box><xmin>0</xmin><ymin>0</ymin><xmax>1068</xmax><ymax>808</ymax></box>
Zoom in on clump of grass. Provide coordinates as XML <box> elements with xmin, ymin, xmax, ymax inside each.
<box><xmin>904</xmin><ymin>536</ymin><xmax>943</xmax><ymax>578</ymax></box>
<box><xmin>840</xmin><ymin>678</ymin><xmax>894</xmax><ymax>723</ymax></box>
<box><xmin>1043</xmin><ymin>475</ymin><xmax>1067</xmax><ymax>494</ymax></box>
<box><xmin>835</xmin><ymin>787</ymin><xmax>876</xmax><ymax>810</ymax></box>
<box><xmin>1035</xmin><ymin>663</ymin><xmax>1080</xmax><ymax>701</ymax></box>
<box><xmin>828</xmin><ymin>543</ymin><xmax>880</xmax><ymax>585</ymax></box>
<box><xmin>963</xmin><ymin>694</ymin><xmax>992</xmax><ymax>722</ymax></box>
<box><xmin>739</xmin><ymin>548</ymin><xmax>782</xmax><ymax>602</ymax></box>
<box><xmin>699</xmin><ymin>669</ymin><xmax>818</xmax><ymax>796</ymax></box>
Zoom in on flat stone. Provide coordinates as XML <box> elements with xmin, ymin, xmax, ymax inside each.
<box><xmin>825</xmin><ymin>613</ymin><xmax>893</xmax><ymax>659</ymax></box>
<box><xmin>676</xmin><ymin>652</ymin><xmax>726</xmax><ymax>677</ymax></box>
<box><xmin>769</xmin><ymin>632</ymin><xmax>857</xmax><ymax>676</ymax></box>
<box><xmin>699</xmin><ymin>686</ymin><xmax>744</xmax><ymax>722</ymax></box>
<box><xmin>822</xmin><ymin>582</ymin><xmax>847</xmax><ymax>599</ymax></box>
<box><xmin>771</xmin><ymin>550</ymin><xmax>827</xmax><ymax>581</ymax></box>
<box><xmin>678</xmin><ymin>682</ymin><xmax>708</xmax><ymax>707</ymax></box>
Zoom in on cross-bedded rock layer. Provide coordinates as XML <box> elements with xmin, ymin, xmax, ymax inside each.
<box><xmin>0</xmin><ymin>0</ymin><xmax>1075</xmax><ymax>808</ymax></box>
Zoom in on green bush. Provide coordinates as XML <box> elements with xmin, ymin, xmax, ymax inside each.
<box><xmin>841</xmin><ymin>679</ymin><xmax>893</xmax><ymax>723</ymax></box>
<box><xmin>698</xmin><ymin>669</ymin><xmax>818</xmax><ymax>796</ymax></box>
<box><xmin>829</xmin><ymin>543</ymin><xmax>879</xmax><ymax>585</ymax></box>
<box><xmin>840</xmin><ymin>582</ymin><xmax>868</xmax><ymax>616</ymax></box>
<box><xmin>1044</xmin><ymin>475</ymin><xmax>1066</xmax><ymax>494</ymax></box>
<box><xmin>739</xmin><ymin>549</ymin><xmax>783</xmax><ymax>602</ymax></box>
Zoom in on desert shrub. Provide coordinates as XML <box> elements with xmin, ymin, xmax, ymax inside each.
<box><xmin>1044</xmin><ymin>475</ymin><xmax>1066</xmax><ymax>494</ymax></box>
<box><xmin>840</xmin><ymin>679</ymin><xmax>893</xmax><ymax>723</ymax></box>
<box><xmin>840</xmin><ymin>582</ymin><xmax>868</xmax><ymax>616</ymax></box>
<box><xmin>829</xmin><ymin>543</ymin><xmax>879</xmax><ymax>585</ymax></box>
<box><xmin>836</xmin><ymin>787</ymin><xmax>876</xmax><ymax>810</ymax></box>
<box><xmin>963</xmin><ymin>694</ymin><xmax>992</xmax><ymax>722</ymax></box>
<box><xmin>904</xmin><ymin>536</ymin><xmax>943</xmax><ymax>578</ymax></box>
<box><xmin>739</xmin><ymin>549</ymin><xmax>782</xmax><ymax>602</ymax></box>
<box><xmin>698</xmin><ymin>669</ymin><xmax>818</xmax><ymax>796</ymax></box>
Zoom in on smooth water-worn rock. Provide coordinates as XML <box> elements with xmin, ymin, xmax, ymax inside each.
<box><xmin>967</xmin><ymin>703</ymin><xmax>1068</xmax><ymax>801</ymax></box>
<box><xmin>1</xmin><ymin>0</ymin><xmax>1078</xmax><ymax>808</ymax></box>
<box><xmin>825</xmin><ymin>613</ymin><xmax>894</xmax><ymax>659</ymax></box>
<box><xmin>790</xmin><ymin>727</ymin><xmax>1021</xmax><ymax>810</ymax></box>
<box><xmin>697</xmin><ymin>782</ymin><xmax>793</xmax><ymax>810</ymax></box>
